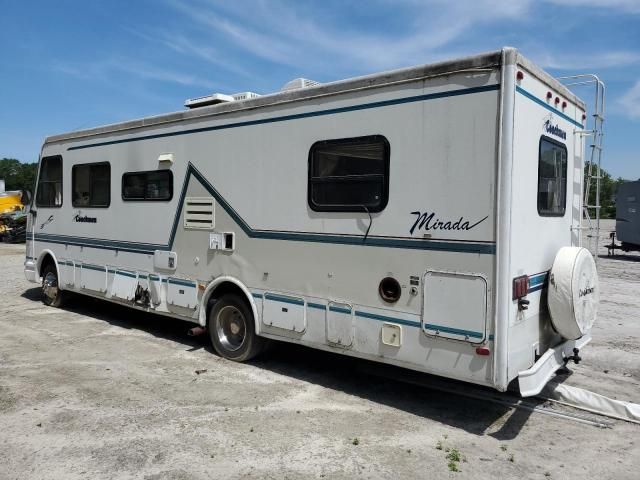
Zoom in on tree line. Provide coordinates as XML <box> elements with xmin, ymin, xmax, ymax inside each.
<box><xmin>0</xmin><ymin>158</ymin><xmax>38</xmax><ymax>193</ymax></box>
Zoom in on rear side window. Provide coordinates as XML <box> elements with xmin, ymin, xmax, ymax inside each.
<box><xmin>538</xmin><ymin>136</ymin><xmax>567</xmax><ymax>216</ymax></box>
<box><xmin>36</xmin><ymin>155</ymin><xmax>63</xmax><ymax>208</ymax></box>
<box><xmin>72</xmin><ymin>162</ymin><xmax>111</xmax><ymax>208</ymax></box>
<box><xmin>308</xmin><ymin>135</ymin><xmax>390</xmax><ymax>212</ymax></box>
<box><xmin>122</xmin><ymin>170</ymin><xmax>173</xmax><ymax>201</ymax></box>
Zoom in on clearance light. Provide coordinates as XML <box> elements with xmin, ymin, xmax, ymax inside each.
<box><xmin>562</xmin><ymin>101</ymin><xmax>567</xmax><ymax>109</ymax></box>
<box><xmin>512</xmin><ymin>275</ymin><xmax>529</xmax><ymax>300</ymax></box>
<box><xmin>516</xmin><ymin>71</ymin><xmax>524</xmax><ymax>81</ymax></box>
<box><xmin>582</xmin><ymin>113</ymin><xmax>587</xmax><ymax>121</ymax></box>
<box><xmin>546</xmin><ymin>92</ymin><xmax>553</xmax><ymax>100</ymax></box>
<box><xmin>555</xmin><ymin>97</ymin><xmax>561</xmax><ymax>105</ymax></box>
<box><xmin>476</xmin><ymin>347</ymin><xmax>491</xmax><ymax>356</ymax></box>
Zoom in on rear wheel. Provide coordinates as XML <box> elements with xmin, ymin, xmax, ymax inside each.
<box><xmin>208</xmin><ymin>293</ymin><xmax>265</xmax><ymax>361</ymax></box>
<box><xmin>41</xmin><ymin>263</ymin><xmax>66</xmax><ymax>307</ymax></box>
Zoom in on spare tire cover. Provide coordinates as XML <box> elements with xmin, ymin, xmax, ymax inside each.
<box><xmin>548</xmin><ymin>246</ymin><xmax>599</xmax><ymax>340</ymax></box>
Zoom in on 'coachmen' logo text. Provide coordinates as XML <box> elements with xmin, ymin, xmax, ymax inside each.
<box><xmin>579</xmin><ymin>286</ymin><xmax>595</xmax><ymax>297</ymax></box>
<box><xmin>73</xmin><ymin>214</ymin><xmax>97</xmax><ymax>223</ymax></box>
<box><xmin>544</xmin><ymin>120</ymin><xmax>567</xmax><ymax>140</ymax></box>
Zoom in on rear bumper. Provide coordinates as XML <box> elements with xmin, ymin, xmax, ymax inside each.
<box><xmin>24</xmin><ymin>259</ymin><xmax>37</xmax><ymax>283</ymax></box>
<box><xmin>517</xmin><ymin>334</ymin><xmax>591</xmax><ymax>397</ymax></box>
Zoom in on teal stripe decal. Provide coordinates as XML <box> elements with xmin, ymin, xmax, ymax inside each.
<box><xmin>167</xmin><ymin>278</ymin><xmax>196</xmax><ymax>288</ymax></box>
<box><xmin>307</xmin><ymin>302</ymin><xmax>325</xmax><ymax>310</ymax></box>
<box><xmin>516</xmin><ymin>86</ymin><xmax>583</xmax><ymax>129</ymax></box>
<box><xmin>81</xmin><ymin>264</ymin><xmax>106</xmax><ymax>272</ymax></box>
<box><xmin>68</xmin><ymin>84</ymin><xmax>500</xmax><ymax>151</ymax></box>
<box><xmin>252</xmin><ymin>292</ymin><xmax>264</xmax><ymax>299</ymax></box>
<box><xmin>33</xmin><ymin>161</ymin><xmax>496</xmax><ymax>256</ymax></box>
<box><xmin>264</xmin><ymin>293</ymin><xmax>305</xmax><ymax>306</ymax></box>
<box><xmin>116</xmin><ymin>270</ymin><xmax>137</xmax><ymax>279</ymax></box>
<box><xmin>329</xmin><ymin>305</ymin><xmax>352</xmax><ymax>314</ymax></box>
<box><xmin>354</xmin><ymin>310</ymin><xmax>421</xmax><ymax>328</ymax></box>
<box><xmin>424</xmin><ymin>323</ymin><xmax>484</xmax><ymax>339</ymax></box>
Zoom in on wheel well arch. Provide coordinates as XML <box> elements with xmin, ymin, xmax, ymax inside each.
<box><xmin>37</xmin><ymin>250</ymin><xmax>59</xmax><ymax>282</ymax></box>
<box><xmin>198</xmin><ymin>277</ymin><xmax>259</xmax><ymax>331</ymax></box>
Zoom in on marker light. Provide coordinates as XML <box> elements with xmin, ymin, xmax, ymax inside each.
<box><xmin>582</xmin><ymin>113</ymin><xmax>587</xmax><ymax>120</ymax></box>
<box><xmin>512</xmin><ymin>275</ymin><xmax>529</xmax><ymax>300</ymax></box>
<box><xmin>562</xmin><ymin>101</ymin><xmax>567</xmax><ymax>109</ymax></box>
<box><xmin>546</xmin><ymin>92</ymin><xmax>553</xmax><ymax>100</ymax></box>
<box><xmin>516</xmin><ymin>71</ymin><xmax>524</xmax><ymax>81</ymax></box>
<box><xmin>555</xmin><ymin>97</ymin><xmax>560</xmax><ymax>105</ymax></box>
<box><xmin>476</xmin><ymin>347</ymin><xmax>491</xmax><ymax>356</ymax></box>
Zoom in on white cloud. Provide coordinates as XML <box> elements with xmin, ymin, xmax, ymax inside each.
<box><xmin>618</xmin><ymin>80</ymin><xmax>640</xmax><ymax>118</ymax></box>
<box><xmin>166</xmin><ymin>0</ymin><xmax>534</xmax><ymax>74</ymax></box>
<box><xmin>531</xmin><ymin>50</ymin><xmax>640</xmax><ymax>70</ymax></box>
<box><xmin>54</xmin><ymin>57</ymin><xmax>217</xmax><ymax>90</ymax></box>
<box><xmin>545</xmin><ymin>0</ymin><xmax>640</xmax><ymax>13</ymax></box>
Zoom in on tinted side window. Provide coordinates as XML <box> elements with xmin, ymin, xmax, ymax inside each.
<box><xmin>72</xmin><ymin>162</ymin><xmax>111</xmax><ymax>208</ymax></box>
<box><xmin>36</xmin><ymin>155</ymin><xmax>63</xmax><ymax>208</ymax></box>
<box><xmin>308</xmin><ymin>135</ymin><xmax>390</xmax><ymax>212</ymax></box>
<box><xmin>538</xmin><ymin>137</ymin><xmax>567</xmax><ymax>217</ymax></box>
<box><xmin>122</xmin><ymin>170</ymin><xmax>173</xmax><ymax>201</ymax></box>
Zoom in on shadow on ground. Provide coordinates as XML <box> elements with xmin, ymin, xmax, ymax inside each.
<box><xmin>21</xmin><ymin>286</ymin><xmax>538</xmax><ymax>440</ymax></box>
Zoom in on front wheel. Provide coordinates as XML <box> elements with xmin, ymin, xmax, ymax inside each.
<box><xmin>208</xmin><ymin>294</ymin><xmax>266</xmax><ymax>362</ymax></box>
<box><xmin>41</xmin><ymin>264</ymin><xmax>66</xmax><ymax>307</ymax></box>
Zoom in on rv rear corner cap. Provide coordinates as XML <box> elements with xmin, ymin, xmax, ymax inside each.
<box><xmin>502</xmin><ymin>47</ymin><xmax>518</xmax><ymax>66</ymax></box>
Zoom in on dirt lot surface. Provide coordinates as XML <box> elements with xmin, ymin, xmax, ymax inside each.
<box><xmin>1</xmin><ymin>223</ymin><xmax>638</xmax><ymax>479</ymax></box>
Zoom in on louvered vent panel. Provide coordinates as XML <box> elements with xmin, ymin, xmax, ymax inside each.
<box><xmin>184</xmin><ymin>197</ymin><xmax>215</xmax><ymax>230</ymax></box>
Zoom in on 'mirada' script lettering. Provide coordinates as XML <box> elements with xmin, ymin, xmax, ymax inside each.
<box><xmin>410</xmin><ymin>211</ymin><xmax>488</xmax><ymax>235</ymax></box>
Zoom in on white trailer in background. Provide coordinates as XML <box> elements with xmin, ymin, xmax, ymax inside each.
<box><xmin>25</xmin><ymin>47</ymin><xmax>599</xmax><ymax>396</ymax></box>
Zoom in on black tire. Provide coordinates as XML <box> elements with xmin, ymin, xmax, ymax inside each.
<box><xmin>208</xmin><ymin>293</ymin><xmax>266</xmax><ymax>362</ymax></box>
<box><xmin>41</xmin><ymin>263</ymin><xmax>66</xmax><ymax>307</ymax></box>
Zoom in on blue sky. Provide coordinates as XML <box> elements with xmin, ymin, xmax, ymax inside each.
<box><xmin>1</xmin><ymin>0</ymin><xmax>639</xmax><ymax>178</ymax></box>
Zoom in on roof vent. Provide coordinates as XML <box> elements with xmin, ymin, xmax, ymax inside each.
<box><xmin>280</xmin><ymin>78</ymin><xmax>321</xmax><ymax>92</ymax></box>
<box><xmin>231</xmin><ymin>91</ymin><xmax>261</xmax><ymax>101</ymax></box>
<box><xmin>184</xmin><ymin>93</ymin><xmax>234</xmax><ymax>109</ymax></box>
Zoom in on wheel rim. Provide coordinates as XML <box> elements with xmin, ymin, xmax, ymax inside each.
<box><xmin>215</xmin><ymin>305</ymin><xmax>247</xmax><ymax>351</ymax></box>
<box><xmin>43</xmin><ymin>271</ymin><xmax>59</xmax><ymax>303</ymax></box>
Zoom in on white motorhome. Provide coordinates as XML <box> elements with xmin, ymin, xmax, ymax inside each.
<box><xmin>24</xmin><ymin>48</ymin><xmax>599</xmax><ymax>396</ymax></box>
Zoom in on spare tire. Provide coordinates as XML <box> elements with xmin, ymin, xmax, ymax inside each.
<box><xmin>548</xmin><ymin>247</ymin><xmax>598</xmax><ymax>340</ymax></box>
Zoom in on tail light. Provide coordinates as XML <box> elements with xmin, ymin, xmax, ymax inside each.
<box><xmin>512</xmin><ymin>275</ymin><xmax>529</xmax><ymax>300</ymax></box>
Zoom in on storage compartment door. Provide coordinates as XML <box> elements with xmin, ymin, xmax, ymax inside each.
<box><xmin>326</xmin><ymin>302</ymin><xmax>353</xmax><ymax>347</ymax></box>
<box><xmin>59</xmin><ymin>259</ymin><xmax>75</xmax><ymax>287</ymax></box>
<box><xmin>422</xmin><ymin>271</ymin><xmax>487</xmax><ymax>343</ymax></box>
<box><xmin>262</xmin><ymin>293</ymin><xmax>306</xmax><ymax>333</ymax></box>
<box><xmin>111</xmin><ymin>270</ymin><xmax>138</xmax><ymax>301</ymax></box>
<box><xmin>79</xmin><ymin>263</ymin><xmax>107</xmax><ymax>293</ymax></box>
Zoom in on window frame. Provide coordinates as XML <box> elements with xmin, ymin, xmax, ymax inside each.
<box><xmin>537</xmin><ymin>135</ymin><xmax>568</xmax><ymax>217</ymax></box>
<box><xmin>71</xmin><ymin>161</ymin><xmax>111</xmax><ymax>208</ymax></box>
<box><xmin>121</xmin><ymin>169</ymin><xmax>174</xmax><ymax>202</ymax></box>
<box><xmin>307</xmin><ymin>134</ymin><xmax>390</xmax><ymax>213</ymax></box>
<box><xmin>35</xmin><ymin>155</ymin><xmax>63</xmax><ymax>209</ymax></box>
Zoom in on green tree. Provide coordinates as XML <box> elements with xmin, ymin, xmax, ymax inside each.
<box><xmin>0</xmin><ymin>158</ymin><xmax>38</xmax><ymax>193</ymax></box>
<box><xmin>583</xmin><ymin>162</ymin><xmax>627</xmax><ymax>219</ymax></box>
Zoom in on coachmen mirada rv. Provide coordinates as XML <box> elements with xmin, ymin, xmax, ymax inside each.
<box><xmin>24</xmin><ymin>48</ymin><xmax>599</xmax><ymax>397</ymax></box>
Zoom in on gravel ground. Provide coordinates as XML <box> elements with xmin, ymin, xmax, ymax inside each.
<box><xmin>0</xmin><ymin>224</ymin><xmax>638</xmax><ymax>480</ymax></box>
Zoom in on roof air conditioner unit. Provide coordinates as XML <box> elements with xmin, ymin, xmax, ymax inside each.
<box><xmin>231</xmin><ymin>92</ymin><xmax>261</xmax><ymax>101</ymax></box>
<box><xmin>184</xmin><ymin>93</ymin><xmax>234</xmax><ymax>109</ymax></box>
<box><xmin>280</xmin><ymin>78</ymin><xmax>321</xmax><ymax>92</ymax></box>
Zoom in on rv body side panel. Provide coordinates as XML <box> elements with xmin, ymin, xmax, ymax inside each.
<box><xmin>506</xmin><ymin>61</ymin><xmax>586</xmax><ymax>382</ymax></box>
<box><xmin>28</xmin><ymin>68</ymin><xmax>504</xmax><ymax>388</ymax></box>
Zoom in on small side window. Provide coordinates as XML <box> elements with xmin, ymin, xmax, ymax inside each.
<box><xmin>122</xmin><ymin>170</ymin><xmax>173</xmax><ymax>201</ymax></box>
<box><xmin>72</xmin><ymin>162</ymin><xmax>111</xmax><ymax>208</ymax></box>
<box><xmin>36</xmin><ymin>155</ymin><xmax>63</xmax><ymax>208</ymax></box>
<box><xmin>308</xmin><ymin>135</ymin><xmax>390</xmax><ymax>212</ymax></box>
<box><xmin>537</xmin><ymin>136</ymin><xmax>567</xmax><ymax>217</ymax></box>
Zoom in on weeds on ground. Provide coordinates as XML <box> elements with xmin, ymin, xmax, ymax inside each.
<box><xmin>436</xmin><ymin>437</ymin><xmax>464</xmax><ymax>473</ymax></box>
